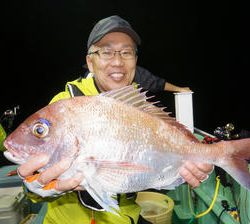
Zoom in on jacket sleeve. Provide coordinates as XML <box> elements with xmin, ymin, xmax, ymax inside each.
<box><xmin>49</xmin><ymin>91</ymin><xmax>71</xmax><ymax>104</ymax></box>
<box><xmin>134</xmin><ymin>66</ymin><xmax>166</xmax><ymax>93</ymax></box>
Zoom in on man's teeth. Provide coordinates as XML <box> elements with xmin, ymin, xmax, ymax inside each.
<box><xmin>110</xmin><ymin>73</ymin><xmax>124</xmax><ymax>78</ymax></box>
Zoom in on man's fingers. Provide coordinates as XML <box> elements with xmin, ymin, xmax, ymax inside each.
<box><xmin>179</xmin><ymin>167</ymin><xmax>200</xmax><ymax>188</ymax></box>
<box><xmin>179</xmin><ymin>161</ymin><xmax>214</xmax><ymax>188</ymax></box>
<box><xmin>18</xmin><ymin>154</ymin><xmax>49</xmax><ymax>177</ymax></box>
<box><xmin>18</xmin><ymin>156</ymin><xmax>83</xmax><ymax>196</ymax></box>
<box><xmin>38</xmin><ymin>159</ymin><xmax>72</xmax><ymax>185</ymax></box>
<box><xmin>183</xmin><ymin>161</ymin><xmax>209</xmax><ymax>181</ymax></box>
<box><xmin>55</xmin><ymin>173</ymin><xmax>83</xmax><ymax>192</ymax></box>
<box><xmin>195</xmin><ymin>162</ymin><xmax>214</xmax><ymax>174</ymax></box>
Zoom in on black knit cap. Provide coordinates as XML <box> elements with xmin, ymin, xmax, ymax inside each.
<box><xmin>87</xmin><ymin>15</ymin><xmax>141</xmax><ymax>49</ymax></box>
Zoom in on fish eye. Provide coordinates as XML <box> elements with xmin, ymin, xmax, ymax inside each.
<box><xmin>32</xmin><ymin>122</ymin><xmax>49</xmax><ymax>138</ymax></box>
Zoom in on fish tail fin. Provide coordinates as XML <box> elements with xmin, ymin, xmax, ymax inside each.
<box><xmin>220</xmin><ymin>138</ymin><xmax>250</xmax><ymax>190</ymax></box>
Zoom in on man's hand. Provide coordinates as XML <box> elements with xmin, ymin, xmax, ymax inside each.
<box><xmin>177</xmin><ymin>87</ymin><xmax>192</xmax><ymax>92</ymax></box>
<box><xmin>17</xmin><ymin>154</ymin><xmax>83</xmax><ymax>197</ymax></box>
<box><xmin>179</xmin><ymin>161</ymin><xmax>214</xmax><ymax>188</ymax></box>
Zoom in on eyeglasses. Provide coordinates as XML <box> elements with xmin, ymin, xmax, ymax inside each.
<box><xmin>88</xmin><ymin>48</ymin><xmax>137</xmax><ymax>60</ymax></box>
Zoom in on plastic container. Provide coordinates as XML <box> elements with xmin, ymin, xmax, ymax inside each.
<box><xmin>0</xmin><ymin>186</ymin><xmax>25</xmax><ymax>224</ymax></box>
<box><xmin>136</xmin><ymin>191</ymin><xmax>174</xmax><ymax>224</ymax></box>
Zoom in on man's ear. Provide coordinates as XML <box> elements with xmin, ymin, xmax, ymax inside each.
<box><xmin>86</xmin><ymin>55</ymin><xmax>94</xmax><ymax>73</ymax></box>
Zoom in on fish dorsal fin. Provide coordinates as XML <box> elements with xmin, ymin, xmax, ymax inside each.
<box><xmin>100</xmin><ymin>85</ymin><xmax>173</xmax><ymax>121</ymax></box>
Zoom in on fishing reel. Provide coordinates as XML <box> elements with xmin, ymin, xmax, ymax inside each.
<box><xmin>0</xmin><ymin>105</ymin><xmax>20</xmax><ymax>133</ymax></box>
<box><xmin>0</xmin><ymin>105</ymin><xmax>19</xmax><ymax>152</ymax></box>
<box><xmin>213</xmin><ymin>123</ymin><xmax>240</xmax><ymax>140</ymax></box>
<box><xmin>201</xmin><ymin>123</ymin><xmax>239</xmax><ymax>144</ymax></box>
<box><xmin>214</xmin><ymin>122</ymin><xmax>250</xmax><ymax>140</ymax></box>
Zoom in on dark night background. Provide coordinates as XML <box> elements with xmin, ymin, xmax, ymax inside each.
<box><xmin>0</xmin><ymin>1</ymin><xmax>249</xmax><ymax>147</ymax></box>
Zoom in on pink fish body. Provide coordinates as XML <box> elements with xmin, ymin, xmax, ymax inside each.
<box><xmin>4</xmin><ymin>85</ymin><xmax>250</xmax><ymax>213</ymax></box>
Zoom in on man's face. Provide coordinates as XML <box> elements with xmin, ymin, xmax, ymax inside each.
<box><xmin>86</xmin><ymin>32</ymin><xmax>137</xmax><ymax>92</ymax></box>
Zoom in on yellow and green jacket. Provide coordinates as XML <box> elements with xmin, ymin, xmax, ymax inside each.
<box><xmin>32</xmin><ymin>76</ymin><xmax>141</xmax><ymax>224</ymax></box>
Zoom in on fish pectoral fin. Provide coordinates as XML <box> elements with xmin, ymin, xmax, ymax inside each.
<box><xmin>82</xmin><ymin>180</ymin><xmax>120</xmax><ymax>215</ymax></box>
<box><xmin>84</xmin><ymin>158</ymin><xmax>151</xmax><ymax>173</ymax></box>
<box><xmin>102</xmin><ymin>161</ymin><xmax>151</xmax><ymax>173</ymax></box>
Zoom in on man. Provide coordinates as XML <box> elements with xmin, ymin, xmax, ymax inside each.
<box><xmin>18</xmin><ymin>15</ymin><xmax>213</xmax><ymax>224</ymax></box>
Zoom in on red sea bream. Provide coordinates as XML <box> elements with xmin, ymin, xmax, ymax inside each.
<box><xmin>3</xmin><ymin>85</ymin><xmax>250</xmax><ymax>213</ymax></box>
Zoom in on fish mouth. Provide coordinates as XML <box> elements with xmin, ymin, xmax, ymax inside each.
<box><xmin>4</xmin><ymin>151</ymin><xmax>26</xmax><ymax>165</ymax></box>
<box><xmin>3</xmin><ymin>141</ymin><xmax>26</xmax><ymax>164</ymax></box>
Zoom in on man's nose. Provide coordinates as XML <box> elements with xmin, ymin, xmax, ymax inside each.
<box><xmin>111</xmin><ymin>52</ymin><xmax>124</xmax><ymax>65</ymax></box>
